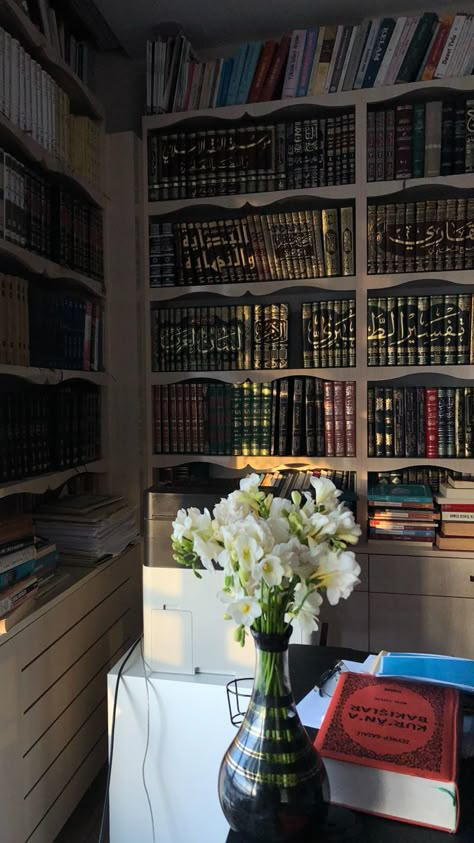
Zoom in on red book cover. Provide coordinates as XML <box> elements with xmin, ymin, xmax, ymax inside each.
<box><xmin>175</xmin><ymin>383</ymin><xmax>185</xmax><ymax>453</ymax></box>
<box><xmin>333</xmin><ymin>380</ymin><xmax>345</xmax><ymax>457</ymax></box>
<box><xmin>425</xmin><ymin>387</ymin><xmax>438</xmax><ymax>458</ymax></box>
<box><xmin>344</xmin><ymin>381</ymin><xmax>356</xmax><ymax>457</ymax></box>
<box><xmin>260</xmin><ymin>36</ymin><xmax>291</xmax><ymax>102</ymax></box>
<box><xmin>315</xmin><ymin>672</ymin><xmax>460</xmax><ymax>832</ymax></box>
<box><xmin>439</xmin><ymin>503</ymin><xmax>474</xmax><ymax>512</ymax></box>
<box><xmin>248</xmin><ymin>41</ymin><xmax>277</xmax><ymax>103</ymax></box>
<box><xmin>153</xmin><ymin>385</ymin><xmax>161</xmax><ymax>453</ymax></box>
<box><xmin>421</xmin><ymin>16</ymin><xmax>454</xmax><ymax>81</ymax></box>
<box><xmin>183</xmin><ymin>384</ymin><xmax>192</xmax><ymax>453</ymax></box>
<box><xmin>161</xmin><ymin>385</ymin><xmax>170</xmax><ymax>454</ymax></box>
<box><xmin>323</xmin><ymin>380</ymin><xmax>335</xmax><ymax>457</ymax></box>
<box><xmin>168</xmin><ymin>384</ymin><xmax>178</xmax><ymax>452</ymax></box>
<box><xmin>190</xmin><ymin>383</ymin><xmax>199</xmax><ymax>453</ymax></box>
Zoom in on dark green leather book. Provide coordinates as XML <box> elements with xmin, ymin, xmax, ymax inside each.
<box><xmin>277</xmin><ymin>379</ymin><xmax>289</xmax><ymax>455</ymax></box>
<box><xmin>437</xmin><ymin>387</ymin><xmax>448</xmax><ymax>458</ymax></box>
<box><xmin>396</xmin><ymin>296</ymin><xmax>408</xmax><ymax>366</ymax></box>
<box><xmin>260</xmin><ymin>381</ymin><xmax>272</xmax><ymax>456</ymax></box>
<box><xmin>367</xmin><ymin>297</ymin><xmax>381</xmax><ymax>367</ymax></box>
<box><xmin>393</xmin><ymin>387</ymin><xmax>404</xmax><ymax>457</ymax></box>
<box><xmin>457</xmin><ymin>294</ymin><xmax>471</xmax><ymax>364</ymax></box>
<box><xmin>319</xmin><ymin>300</ymin><xmax>328</xmax><ymax>368</ymax></box>
<box><xmin>412</xmin><ymin>103</ymin><xmax>425</xmax><ymax>178</ymax></box>
<box><xmin>367</xmin><ymin>386</ymin><xmax>375</xmax><ymax>457</ymax></box>
<box><xmin>216</xmin><ymin>384</ymin><xmax>226</xmax><ymax>455</ymax></box>
<box><xmin>279</xmin><ymin>303</ymin><xmax>289</xmax><ymax>369</ymax></box>
<box><xmin>454</xmin><ymin>388</ymin><xmax>464</xmax><ymax>459</ymax></box>
<box><xmin>241</xmin><ymin>381</ymin><xmax>251</xmax><ymax>457</ymax></box>
<box><xmin>367</xmin><ymin>204</ymin><xmax>377</xmax><ymax>275</ymax></box>
<box><xmin>440</xmin><ymin>101</ymin><xmax>455</xmax><ymax>176</ymax></box>
<box><xmin>333</xmin><ymin>298</ymin><xmax>342</xmax><ymax>368</ymax></box>
<box><xmin>315</xmin><ymin>378</ymin><xmax>325</xmax><ymax>455</ymax></box>
<box><xmin>396</xmin><ymin>13</ymin><xmax>438</xmax><ymax>83</ymax></box>
<box><xmin>386</xmin><ymin>296</ymin><xmax>397</xmax><ymax>367</ymax></box>
<box><xmin>374</xmin><ymin>385</ymin><xmax>385</xmax><ymax>457</ymax></box>
<box><xmin>375</xmin><ymin>204</ymin><xmax>386</xmax><ymax>274</ymax></box>
<box><xmin>224</xmin><ymin>384</ymin><xmax>233</xmax><ymax>455</ymax></box>
<box><xmin>406</xmin><ymin>295</ymin><xmax>417</xmax><ymax>366</ymax></box>
<box><xmin>270</xmin><ymin>381</ymin><xmax>278</xmax><ymax>456</ymax></box>
<box><xmin>445</xmin><ymin>387</ymin><xmax>456</xmax><ymax>459</ymax></box>
<box><xmin>302</xmin><ymin>302</ymin><xmax>313</xmax><ymax>368</ymax></box>
<box><xmin>464</xmin><ymin>387</ymin><xmax>473</xmax><ymax>458</ymax></box>
<box><xmin>232</xmin><ymin>383</ymin><xmax>242</xmax><ymax>456</ymax></box>
<box><xmin>416</xmin><ymin>295</ymin><xmax>430</xmax><ymax>366</ymax></box>
<box><xmin>394</xmin><ymin>203</ymin><xmax>405</xmax><ymax>273</ymax></box>
<box><xmin>305</xmin><ymin>377</ymin><xmax>316</xmax><ymax>456</ymax></box>
<box><xmin>429</xmin><ymin>294</ymin><xmax>444</xmax><ymax>364</ymax></box>
<box><xmin>416</xmin><ymin>386</ymin><xmax>425</xmax><ymax>457</ymax></box>
<box><xmin>404</xmin><ymin>202</ymin><xmax>415</xmax><ymax>273</ymax></box>
<box><xmin>455</xmin><ymin>199</ymin><xmax>466</xmax><ymax>271</ymax></box>
<box><xmin>291</xmin><ymin>378</ymin><xmax>304</xmax><ymax>456</ymax></box>
<box><xmin>424</xmin><ymin>199</ymin><xmax>436</xmax><ymax>272</ymax></box>
<box><xmin>253</xmin><ymin>304</ymin><xmax>263</xmax><ymax>369</ymax></box>
<box><xmin>384</xmin><ymin>387</ymin><xmax>394</xmax><ymax>457</ymax></box>
<box><xmin>250</xmin><ymin>382</ymin><xmax>262</xmax><ymax>456</ymax></box>
<box><xmin>414</xmin><ymin>201</ymin><xmax>426</xmax><ymax>272</ymax></box>
<box><xmin>347</xmin><ymin>299</ymin><xmax>356</xmax><ymax>367</ymax></box>
<box><xmin>404</xmin><ymin>387</ymin><xmax>417</xmax><ymax>458</ymax></box>
<box><xmin>443</xmin><ymin>294</ymin><xmax>458</xmax><ymax>365</ymax></box>
<box><xmin>326</xmin><ymin>299</ymin><xmax>335</xmax><ymax>368</ymax></box>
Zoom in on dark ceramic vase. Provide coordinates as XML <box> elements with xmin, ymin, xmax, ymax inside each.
<box><xmin>218</xmin><ymin>627</ymin><xmax>329</xmax><ymax>842</ymax></box>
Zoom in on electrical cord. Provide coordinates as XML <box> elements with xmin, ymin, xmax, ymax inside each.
<box><xmin>98</xmin><ymin>636</ymin><xmax>142</xmax><ymax>843</ymax></box>
<box><xmin>140</xmin><ymin>639</ymin><xmax>157</xmax><ymax>843</ymax></box>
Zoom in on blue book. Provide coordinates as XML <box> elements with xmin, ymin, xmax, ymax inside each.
<box><xmin>0</xmin><ymin>547</ymin><xmax>57</xmax><ymax>592</ymax></box>
<box><xmin>219</xmin><ymin>58</ymin><xmax>234</xmax><ymax>106</ymax></box>
<box><xmin>362</xmin><ymin>18</ymin><xmax>395</xmax><ymax>87</ymax></box>
<box><xmin>368</xmin><ymin>484</ymin><xmax>433</xmax><ymax>504</ymax></box>
<box><xmin>216</xmin><ymin>58</ymin><xmax>231</xmax><ymax>107</ymax></box>
<box><xmin>378</xmin><ymin>653</ymin><xmax>474</xmax><ymax>694</ymax></box>
<box><xmin>296</xmin><ymin>27</ymin><xmax>318</xmax><ymax>97</ymax></box>
<box><xmin>235</xmin><ymin>42</ymin><xmax>262</xmax><ymax>105</ymax></box>
<box><xmin>225</xmin><ymin>44</ymin><xmax>249</xmax><ymax>106</ymax></box>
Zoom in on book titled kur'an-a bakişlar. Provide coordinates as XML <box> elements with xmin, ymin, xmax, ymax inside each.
<box><xmin>315</xmin><ymin>672</ymin><xmax>460</xmax><ymax>832</ymax></box>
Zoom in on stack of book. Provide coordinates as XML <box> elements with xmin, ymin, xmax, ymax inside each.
<box><xmin>149</xmin><ymin>208</ymin><xmax>354</xmax><ymax>287</ymax></box>
<box><xmin>302</xmin><ymin>299</ymin><xmax>355</xmax><ymax>368</ymax></box>
<box><xmin>34</xmin><ymin>495</ymin><xmax>139</xmax><ymax>564</ymax></box>
<box><xmin>148</xmin><ymin>115</ymin><xmax>355</xmax><ymax>200</ymax></box>
<box><xmin>146</xmin><ymin>14</ymin><xmax>474</xmax><ymax>113</ymax></box>
<box><xmin>368</xmin><ymin>385</ymin><xmax>473</xmax><ymax>458</ymax></box>
<box><xmin>0</xmin><ymin>149</ymin><xmax>104</xmax><ymax>280</ymax></box>
<box><xmin>367</xmin><ymin>293</ymin><xmax>473</xmax><ymax>366</ymax></box>
<box><xmin>368</xmin><ymin>99</ymin><xmax>474</xmax><ymax>181</ymax></box>
<box><xmin>371</xmin><ymin>468</ymin><xmax>474</xmax><ymax>494</ymax></box>
<box><xmin>435</xmin><ymin>477</ymin><xmax>474</xmax><ymax>551</ymax></box>
<box><xmin>0</xmin><ymin>513</ymin><xmax>58</xmax><ymax>633</ymax></box>
<box><xmin>151</xmin><ymin>303</ymin><xmax>288</xmax><ymax>371</ymax></box>
<box><xmin>153</xmin><ymin>377</ymin><xmax>356</xmax><ymax>458</ymax></box>
<box><xmin>368</xmin><ymin>198</ymin><xmax>474</xmax><ymax>275</ymax></box>
<box><xmin>0</xmin><ymin>382</ymin><xmax>101</xmax><ymax>482</ymax></box>
<box><xmin>260</xmin><ymin>468</ymin><xmax>357</xmax><ymax>514</ymax></box>
<box><xmin>368</xmin><ymin>483</ymin><xmax>437</xmax><ymax>545</ymax></box>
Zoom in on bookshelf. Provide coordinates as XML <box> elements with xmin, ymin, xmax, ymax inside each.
<box><xmin>142</xmin><ymin>73</ymin><xmax>474</xmax><ymax>574</ymax></box>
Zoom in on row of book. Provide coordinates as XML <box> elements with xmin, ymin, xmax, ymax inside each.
<box><xmin>148</xmin><ymin>116</ymin><xmax>355</xmax><ymax>200</ymax></box>
<box><xmin>152</xmin><ymin>378</ymin><xmax>356</xmax><ymax>457</ymax></box>
<box><xmin>259</xmin><ymin>468</ymin><xmax>357</xmax><ymax>514</ymax></box>
<box><xmin>368</xmin><ymin>482</ymin><xmax>438</xmax><ymax>545</ymax></box>
<box><xmin>367</xmin><ymin>199</ymin><xmax>474</xmax><ymax>275</ymax></box>
<box><xmin>1</xmin><ymin>148</ymin><xmax>104</xmax><ymax>279</ymax></box>
<box><xmin>367</xmin><ymin>99</ymin><xmax>474</xmax><ymax>182</ymax></box>
<box><xmin>145</xmin><ymin>13</ymin><xmax>474</xmax><ymax>114</ymax></box>
<box><xmin>21</xmin><ymin>0</ymin><xmax>91</xmax><ymax>84</ymax></box>
<box><xmin>150</xmin><ymin>208</ymin><xmax>354</xmax><ymax>287</ymax></box>
<box><xmin>435</xmin><ymin>479</ymin><xmax>474</xmax><ymax>551</ymax></box>
<box><xmin>151</xmin><ymin>304</ymin><xmax>288</xmax><ymax>372</ymax></box>
<box><xmin>0</xmin><ymin>275</ymin><xmax>103</xmax><ymax>370</ymax></box>
<box><xmin>302</xmin><ymin>299</ymin><xmax>355</xmax><ymax>368</ymax></box>
<box><xmin>367</xmin><ymin>294</ymin><xmax>474</xmax><ymax>367</ymax></box>
<box><xmin>367</xmin><ymin>386</ymin><xmax>473</xmax><ymax>459</ymax></box>
<box><xmin>370</xmin><ymin>467</ymin><xmax>473</xmax><ymax>494</ymax></box>
<box><xmin>0</xmin><ymin>26</ymin><xmax>101</xmax><ymax>191</ymax></box>
<box><xmin>0</xmin><ymin>383</ymin><xmax>101</xmax><ymax>482</ymax></box>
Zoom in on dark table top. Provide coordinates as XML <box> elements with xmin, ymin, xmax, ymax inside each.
<box><xmin>226</xmin><ymin>644</ymin><xmax>474</xmax><ymax>843</ymax></box>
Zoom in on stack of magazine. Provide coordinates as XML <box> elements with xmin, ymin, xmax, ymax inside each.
<box><xmin>34</xmin><ymin>495</ymin><xmax>139</xmax><ymax>565</ymax></box>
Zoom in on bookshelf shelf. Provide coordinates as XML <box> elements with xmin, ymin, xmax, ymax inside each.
<box><xmin>367</xmin><ymin>458</ymin><xmax>472</xmax><ymax>471</ymax></box>
<box><xmin>0</xmin><ymin>365</ymin><xmax>108</xmax><ymax>385</ymax></box>
<box><xmin>151</xmin><ymin>455</ymin><xmax>357</xmax><ymax>470</ymax></box>
<box><xmin>0</xmin><ymin>0</ymin><xmax>104</xmax><ymax>120</ymax></box>
<box><xmin>0</xmin><ymin>459</ymin><xmax>106</xmax><ymax>499</ymax></box>
<box><xmin>148</xmin><ymin>278</ymin><xmax>357</xmax><ymax>300</ymax></box>
<box><xmin>365</xmin><ymin>271</ymin><xmax>474</xmax><ymax>290</ymax></box>
<box><xmin>147</xmin><ymin>185</ymin><xmax>355</xmax><ymax>216</ymax></box>
<box><xmin>151</xmin><ymin>369</ymin><xmax>356</xmax><ymax>384</ymax></box>
<box><xmin>366</xmin><ymin>174</ymin><xmax>474</xmax><ymax>196</ymax></box>
<box><xmin>368</xmin><ymin>366</ymin><xmax>474</xmax><ymax>380</ymax></box>
<box><xmin>358</xmin><ymin>541</ymin><xmax>474</xmax><ymax>561</ymax></box>
<box><xmin>0</xmin><ymin>239</ymin><xmax>105</xmax><ymax>297</ymax></box>
<box><xmin>0</xmin><ymin>111</ymin><xmax>107</xmax><ymax>208</ymax></box>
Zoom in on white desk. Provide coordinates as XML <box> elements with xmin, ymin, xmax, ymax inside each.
<box><xmin>107</xmin><ymin>645</ymin><xmax>237</xmax><ymax>843</ymax></box>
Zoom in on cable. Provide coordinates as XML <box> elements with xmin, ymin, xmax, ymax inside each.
<box><xmin>98</xmin><ymin>636</ymin><xmax>142</xmax><ymax>843</ymax></box>
<box><xmin>140</xmin><ymin>639</ymin><xmax>157</xmax><ymax>843</ymax></box>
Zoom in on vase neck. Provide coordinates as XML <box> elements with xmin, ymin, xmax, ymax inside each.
<box><xmin>251</xmin><ymin>630</ymin><xmax>292</xmax><ymax>701</ymax></box>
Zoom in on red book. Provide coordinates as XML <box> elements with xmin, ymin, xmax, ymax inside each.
<box><xmin>322</xmin><ymin>381</ymin><xmax>335</xmax><ymax>457</ymax></box>
<box><xmin>168</xmin><ymin>384</ymin><xmax>178</xmax><ymax>452</ymax></box>
<box><xmin>153</xmin><ymin>385</ymin><xmax>161</xmax><ymax>453</ymax></box>
<box><xmin>344</xmin><ymin>381</ymin><xmax>356</xmax><ymax>457</ymax></box>
<box><xmin>438</xmin><ymin>503</ymin><xmax>474</xmax><ymax>512</ymax></box>
<box><xmin>425</xmin><ymin>387</ymin><xmax>438</xmax><ymax>458</ymax></box>
<box><xmin>161</xmin><ymin>385</ymin><xmax>170</xmax><ymax>454</ymax></box>
<box><xmin>315</xmin><ymin>672</ymin><xmax>460</xmax><ymax>832</ymax></box>
<box><xmin>333</xmin><ymin>380</ymin><xmax>345</xmax><ymax>457</ymax></box>
<box><xmin>421</xmin><ymin>16</ymin><xmax>454</xmax><ymax>81</ymax></box>
<box><xmin>260</xmin><ymin>36</ymin><xmax>291</xmax><ymax>102</ymax></box>
<box><xmin>175</xmin><ymin>383</ymin><xmax>185</xmax><ymax>453</ymax></box>
<box><xmin>248</xmin><ymin>41</ymin><xmax>277</xmax><ymax>103</ymax></box>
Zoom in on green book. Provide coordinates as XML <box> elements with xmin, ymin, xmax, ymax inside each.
<box><xmin>443</xmin><ymin>294</ymin><xmax>458</xmax><ymax>366</ymax></box>
<box><xmin>368</xmin><ymin>483</ymin><xmax>433</xmax><ymax>504</ymax></box>
<box><xmin>396</xmin><ymin>13</ymin><xmax>438</xmax><ymax>83</ymax></box>
<box><xmin>260</xmin><ymin>382</ymin><xmax>272</xmax><ymax>456</ymax></box>
<box><xmin>241</xmin><ymin>381</ymin><xmax>251</xmax><ymax>457</ymax></box>
<box><xmin>232</xmin><ymin>383</ymin><xmax>242</xmax><ymax>455</ymax></box>
<box><xmin>457</xmin><ymin>294</ymin><xmax>471</xmax><ymax>365</ymax></box>
<box><xmin>250</xmin><ymin>382</ymin><xmax>262</xmax><ymax>456</ymax></box>
<box><xmin>416</xmin><ymin>295</ymin><xmax>430</xmax><ymax>366</ymax></box>
<box><xmin>412</xmin><ymin>103</ymin><xmax>425</xmax><ymax>178</ymax></box>
<box><xmin>386</xmin><ymin>296</ymin><xmax>397</xmax><ymax>367</ymax></box>
<box><xmin>406</xmin><ymin>295</ymin><xmax>417</xmax><ymax>366</ymax></box>
<box><xmin>302</xmin><ymin>302</ymin><xmax>313</xmax><ymax>368</ymax></box>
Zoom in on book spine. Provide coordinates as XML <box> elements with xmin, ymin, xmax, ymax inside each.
<box><xmin>375</xmin><ymin>204</ymin><xmax>386</xmax><ymax>274</ymax></box>
<box><xmin>384</xmin><ymin>386</ymin><xmax>394</xmax><ymax>457</ymax></box>
<box><xmin>278</xmin><ymin>379</ymin><xmax>289</xmax><ymax>455</ymax></box>
<box><xmin>367</xmin><ymin>386</ymin><xmax>375</xmax><ymax>457</ymax></box>
<box><xmin>375</xmin><ymin>109</ymin><xmax>385</xmax><ymax>181</ymax></box>
<box><xmin>367</xmin><ymin>110</ymin><xmax>376</xmax><ymax>181</ymax></box>
<box><xmin>385</xmin><ymin>108</ymin><xmax>395</xmax><ymax>180</ymax></box>
<box><xmin>429</xmin><ymin>294</ymin><xmax>444</xmax><ymax>364</ymax></box>
<box><xmin>393</xmin><ymin>387</ymin><xmax>404</xmax><ymax>457</ymax></box>
<box><xmin>384</xmin><ymin>204</ymin><xmax>396</xmax><ymax>274</ymax></box>
<box><xmin>406</xmin><ymin>295</ymin><xmax>417</xmax><ymax>366</ymax></box>
<box><xmin>323</xmin><ymin>380</ymin><xmax>335</xmax><ymax>456</ymax></box>
<box><xmin>457</xmin><ymin>293</ymin><xmax>471</xmax><ymax>364</ymax></box>
<box><xmin>344</xmin><ymin>381</ymin><xmax>356</xmax><ymax>457</ymax></box>
<box><xmin>412</xmin><ymin>103</ymin><xmax>425</xmax><ymax>177</ymax></box>
<box><xmin>425</xmin><ymin>387</ymin><xmax>438</xmax><ymax>458</ymax></box>
<box><xmin>395</xmin><ymin>104</ymin><xmax>413</xmax><ymax>179</ymax></box>
<box><xmin>404</xmin><ymin>387</ymin><xmax>417</xmax><ymax>457</ymax></box>
<box><xmin>314</xmin><ymin>378</ymin><xmax>324</xmax><ymax>455</ymax></box>
<box><xmin>302</xmin><ymin>302</ymin><xmax>313</xmax><ymax>368</ymax></box>
<box><xmin>416</xmin><ymin>386</ymin><xmax>426</xmax><ymax>456</ymax></box>
<box><xmin>305</xmin><ymin>377</ymin><xmax>316</xmax><ymax>456</ymax></box>
<box><xmin>374</xmin><ymin>385</ymin><xmax>385</xmax><ymax>457</ymax></box>
<box><xmin>291</xmin><ymin>378</ymin><xmax>303</xmax><ymax>456</ymax></box>
<box><xmin>333</xmin><ymin>380</ymin><xmax>345</xmax><ymax>457</ymax></box>
<box><xmin>340</xmin><ymin>207</ymin><xmax>354</xmax><ymax>276</ymax></box>
<box><xmin>367</xmin><ymin>204</ymin><xmax>377</xmax><ymax>275</ymax></box>
<box><xmin>440</xmin><ymin>101</ymin><xmax>455</xmax><ymax>175</ymax></box>
<box><xmin>321</xmin><ymin>208</ymin><xmax>341</xmax><ymax>277</ymax></box>
<box><xmin>424</xmin><ymin>100</ymin><xmax>442</xmax><ymax>177</ymax></box>
<box><xmin>416</xmin><ymin>295</ymin><xmax>430</xmax><ymax>366</ymax></box>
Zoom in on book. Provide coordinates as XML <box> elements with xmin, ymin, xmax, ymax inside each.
<box><xmin>315</xmin><ymin>672</ymin><xmax>459</xmax><ymax>832</ymax></box>
<box><xmin>448</xmin><ymin>476</ymin><xmax>474</xmax><ymax>489</ymax></box>
<box><xmin>0</xmin><ymin>575</ymin><xmax>38</xmax><ymax>615</ymax></box>
<box><xmin>0</xmin><ymin>595</ymin><xmax>35</xmax><ymax>633</ymax></box>
<box><xmin>440</xmin><ymin>521</ymin><xmax>474</xmax><ymax>536</ymax></box>
<box><xmin>438</xmin><ymin>482</ymin><xmax>474</xmax><ymax>501</ymax></box>
<box><xmin>436</xmin><ymin>533</ymin><xmax>474</xmax><ymax>551</ymax></box>
<box><xmin>368</xmin><ymin>484</ymin><xmax>433</xmax><ymax>504</ymax></box>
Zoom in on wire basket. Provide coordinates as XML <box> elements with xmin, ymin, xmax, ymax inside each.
<box><xmin>225</xmin><ymin>677</ymin><xmax>253</xmax><ymax>727</ymax></box>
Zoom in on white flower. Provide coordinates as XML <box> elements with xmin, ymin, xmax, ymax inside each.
<box><xmin>310</xmin><ymin>477</ymin><xmax>342</xmax><ymax>511</ymax></box>
<box><xmin>253</xmin><ymin>554</ymin><xmax>284</xmax><ymax>588</ymax></box>
<box><xmin>192</xmin><ymin>533</ymin><xmax>221</xmax><ymax>572</ymax></box>
<box><xmin>316</xmin><ymin>549</ymin><xmax>361</xmax><ymax>605</ymax></box>
<box><xmin>213</xmin><ymin>492</ymin><xmax>250</xmax><ymax>526</ymax></box>
<box><xmin>172</xmin><ymin>508</ymin><xmax>193</xmax><ymax>541</ymax></box>
<box><xmin>286</xmin><ymin>583</ymin><xmax>323</xmax><ymax>633</ymax></box>
<box><xmin>330</xmin><ymin>504</ymin><xmax>362</xmax><ymax>544</ymax></box>
<box><xmin>235</xmin><ymin>533</ymin><xmax>264</xmax><ymax>571</ymax></box>
<box><xmin>227</xmin><ymin>596</ymin><xmax>262</xmax><ymax>626</ymax></box>
<box><xmin>239</xmin><ymin>473</ymin><xmax>262</xmax><ymax>494</ymax></box>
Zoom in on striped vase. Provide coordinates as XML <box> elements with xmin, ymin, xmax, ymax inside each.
<box><xmin>218</xmin><ymin>628</ymin><xmax>329</xmax><ymax>841</ymax></box>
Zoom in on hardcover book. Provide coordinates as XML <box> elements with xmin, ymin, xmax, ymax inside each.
<box><xmin>314</xmin><ymin>672</ymin><xmax>459</xmax><ymax>832</ymax></box>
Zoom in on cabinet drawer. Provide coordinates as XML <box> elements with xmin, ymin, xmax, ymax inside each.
<box><xmin>369</xmin><ymin>593</ymin><xmax>474</xmax><ymax>659</ymax></box>
<box><xmin>314</xmin><ymin>591</ymin><xmax>369</xmax><ymax>651</ymax></box>
<box><xmin>355</xmin><ymin>554</ymin><xmax>368</xmax><ymax>592</ymax></box>
<box><xmin>370</xmin><ymin>554</ymin><xmax>474</xmax><ymax>598</ymax></box>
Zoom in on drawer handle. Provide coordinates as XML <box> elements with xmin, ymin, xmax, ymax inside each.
<box><xmin>471</xmin><ymin>576</ymin><xmax>474</xmax><ymax>583</ymax></box>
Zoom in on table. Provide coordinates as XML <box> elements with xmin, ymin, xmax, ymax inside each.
<box><xmin>227</xmin><ymin>644</ymin><xmax>474</xmax><ymax>842</ymax></box>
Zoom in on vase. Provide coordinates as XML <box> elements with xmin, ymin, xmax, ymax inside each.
<box><xmin>218</xmin><ymin>627</ymin><xmax>329</xmax><ymax>842</ymax></box>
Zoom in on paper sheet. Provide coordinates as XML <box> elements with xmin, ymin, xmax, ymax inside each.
<box><xmin>296</xmin><ymin>656</ymin><xmax>376</xmax><ymax>728</ymax></box>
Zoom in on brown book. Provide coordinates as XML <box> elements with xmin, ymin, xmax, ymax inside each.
<box><xmin>323</xmin><ymin>380</ymin><xmax>335</xmax><ymax>456</ymax></box>
<box><xmin>394</xmin><ymin>104</ymin><xmax>413</xmax><ymax>179</ymax></box>
<box><xmin>248</xmin><ymin>41</ymin><xmax>277</xmax><ymax>102</ymax></box>
<box><xmin>424</xmin><ymin>101</ymin><xmax>442</xmax><ymax>178</ymax></box>
<box><xmin>436</xmin><ymin>533</ymin><xmax>474</xmax><ymax>551</ymax></box>
<box><xmin>260</xmin><ymin>37</ymin><xmax>291</xmax><ymax>101</ymax></box>
<box><xmin>440</xmin><ymin>522</ymin><xmax>474</xmax><ymax>537</ymax></box>
<box><xmin>333</xmin><ymin>381</ymin><xmax>345</xmax><ymax>457</ymax></box>
<box><xmin>344</xmin><ymin>381</ymin><xmax>356</xmax><ymax>457</ymax></box>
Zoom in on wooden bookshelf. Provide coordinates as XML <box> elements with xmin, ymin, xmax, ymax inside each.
<box><xmin>0</xmin><ymin>364</ymin><xmax>108</xmax><ymax>384</ymax></box>
<box><xmin>0</xmin><ymin>239</ymin><xmax>105</xmax><ymax>297</ymax></box>
<box><xmin>0</xmin><ymin>459</ymin><xmax>106</xmax><ymax>499</ymax></box>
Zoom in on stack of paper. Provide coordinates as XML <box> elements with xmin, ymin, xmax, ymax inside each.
<box><xmin>34</xmin><ymin>495</ymin><xmax>139</xmax><ymax>564</ymax></box>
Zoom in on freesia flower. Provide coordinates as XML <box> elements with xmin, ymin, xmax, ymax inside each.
<box><xmin>310</xmin><ymin>476</ymin><xmax>342</xmax><ymax>510</ymax></box>
<box><xmin>316</xmin><ymin>549</ymin><xmax>361</xmax><ymax>605</ymax></box>
<box><xmin>253</xmin><ymin>554</ymin><xmax>285</xmax><ymax>588</ymax></box>
<box><xmin>227</xmin><ymin>596</ymin><xmax>262</xmax><ymax>626</ymax></box>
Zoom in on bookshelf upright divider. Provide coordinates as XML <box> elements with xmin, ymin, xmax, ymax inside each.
<box><xmin>143</xmin><ymin>75</ymin><xmax>474</xmax><ymax>561</ymax></box>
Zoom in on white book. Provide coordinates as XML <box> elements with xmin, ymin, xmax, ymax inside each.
<box><xmin>308</xmin><ymin>26</ymin><xmax>325</xmax><ymax>94</ymax></box>
<box><xmin>146</xmin><ymin>41</ymin><xmax>152</xmax><ymax>112</ymax></box>
<box><xmin>373</xmin><ymin>17</ymin><xmax>406</xmax><ymax>86</ymax></box>
<box><xmin>337</xmin><ymin>26</ymin><xmax>358</xmax><ymax>92</ymax></box>
<box><xmin>10</xmin><ymin>38</ymin><xmax>19</xmax><ymax>127</ymax></box>
<box><xmin>24</xmin><ymin>52</ymin><xmax>32</xmax><ymax>136</ymax></box>
<box><xmin>354</xmin><ymin>19</ymin><xmax>381</xmax><ymax>89</ymax></box>
<box><xmin>19</xmin><ymin>45</ymin><xmax>26</xmax><ymax>131</ymax></box>
<box><xmin>40</xmin><ymin>69</ymin><xmax>48</xmax><ymax>151</ymax></box>
<box><xmin>384</xmin><ymin>16</ymin><xmax>420</xmax><ymax>86</ymax></box>
<box><xmin>32</xmin><ymin>60</ymin><xmax>40</xmax><ymax>145</ymax></box>
<box><xmin>342</xmin><ymin>20</ymin><xmax>371</xmax><ymax>90</ymax></box>
<box><xmin>324</xmin><ymin>25</ymin><xmax>344</xmax><ymax>93</ymax></box>
<box><xmin>447</xmin><ymin>16</ymin><xmax>473</xmax><ymax>78</ymax></box>
<box><xmin>438</xmin><ymin>483</ymin><xmax>474</xmax><ymax>502</ymax></box>
<box><xmin>434</xmin><ymin>14</ymin><xmax>466</xmax><ymax>78</ymax></box>
<box><xmin>4</xmin><ymin>31</ymin><xmax>11</xmax><ymax>121</ymax></box>
<box><xmin>441</xmin><ymin>511</ymin><xmax>474</xmax><ymax>522</ymax></box>
<box><xmin>0</xmin><ymin>28</ymin><xmax>5</xmax><ymax>117</ymax></box>
<box><xmin>282</xmin><ymin>29</ymin><xmax>306</xmax><ymax>98</ymax></box>
<box><xmin>50</xmin><ymin>77</ymin><xmax>57</xmax><ymax>156</ymax></box>
<box><xmin>459</xmin><ymin>20</ymin><xmax>474</xmax><ymax>75</ymax></box>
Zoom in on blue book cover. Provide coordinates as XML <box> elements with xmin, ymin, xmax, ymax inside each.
<box><xmin>296</xmin><ymin>27</ymin><xmax>318</xmax><ymax>97</ymax></box>
<box><xmin>0</xmin><ymin>548</ymin><xmax>57</xmax><ymax>592</ymax></box>
<box><xmin>225</xmin><ymin>44</ymin><xmax>249</xmax><ymax>106</ymax></box>
<box><xmin>219</xmin><ymin>58</ymin><xmax>234</xmax><ymax>106</ymax></box>
<box><xmin>362</xmin><ymin>17</ymin><xmax>395</xmax><ymax>87</ymax></box>
<box><xmin>368</xmin><ymin>483</ymin><xmax>433</xmax><ymax>503</ymax></box>
<box><xmin>235</xmin><ymin>42</ymin><xmax>262</xmax><ymax>105</ymax></box>
<box><xmin>379</xmin><ymin>654</ymin><xmax>474</xmax><ymax>693</ymax></box>
<box><xmin>216</xmin><ymin>58</ymin><xmax>231</xmax><ymax>107</ymax></box>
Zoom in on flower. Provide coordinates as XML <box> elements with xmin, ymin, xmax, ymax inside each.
<box><xmin>310</xmin><ymin>476</ymin><xmax>342</xmax><ymax>510</ymax></box>
<box><xmin>316</xmin><ymin>549</ymin><xmax>361</xmax><ymax>605</ymax></box>
<box><xmin>286</xmin><ymin>583</ymin><xmax>323</xmax><ymax>634</ymax></box>
<box><xmin>253</xmin><ymin>554</ymin><xmax>285</xmax><ymax>588</ymax></box>
<box><xmin>227</xmin><ymin>596</ymin><xmax>262</xmax><ymax>627</ymax></box>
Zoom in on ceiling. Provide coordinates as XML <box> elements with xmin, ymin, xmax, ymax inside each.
<box><xmin>94</xmin><ymin>0</ymin><xmax>467</xmax><ymax>57</ymax></box>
